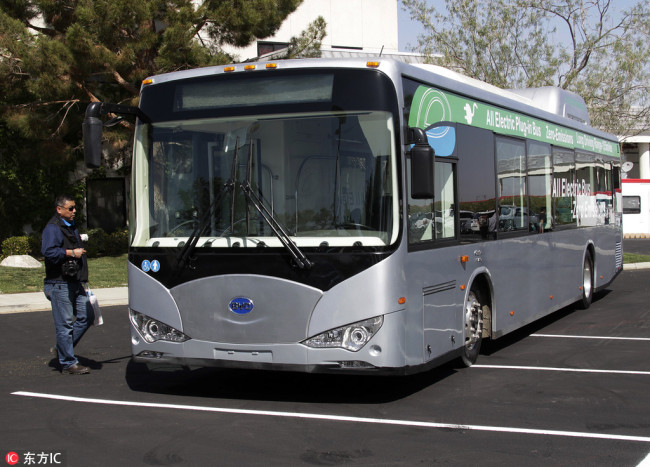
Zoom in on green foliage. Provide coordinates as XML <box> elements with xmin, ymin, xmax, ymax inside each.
<box><xmin>85</xmin><ymin>228</ymin><xmax>108</xmax><ymax>258</ymax></box>
<box><xmin>87</xmin><ymin>254</ymin><xmax>129</xmax><ymax>289</ymax></box>
<box><xmin>624</xmin><ymin>252</ymin><xmax>650</xmax><ymax>264</ymax></box>
<box><xmin>0</xmin><ymin>263</ymin><xmax>44</xmax><ymax>293</ymax></box>
<box><xmin>404</xmin><ymin>0</ymin><xmax>558</xmax><ymax>89</ymax></box>
<box><xmin>105</xmin><ymin>229</ymin><xmax>129</xmax><ymax>256</ymax></box>
<box><xmin>283</xmin><ymin>16</ymin><xmax>327</xmax><ymax>59</ymax></box>
<box><xmin>0</xmin><ymin>254</ymin><xmax>128</xmax><ymax>293</ymax></box>
<box><xmin>84</xmin><ymin>228</ymin><xmax>129</xmax><ymax>258</ymax></box>
<box><xmin>28</xmin><ymin>233</ymin><xmax>42</xmax><ymax>258</ymax></box>
<box><xmin>1</xmin><ymin>236</ymin><xmax>30</xmax><ymax>258</ymax></box>
<box><xmin>0</xmin><ymin>0</ymin><xmax>308</xmax><ymax>231</ymax></box>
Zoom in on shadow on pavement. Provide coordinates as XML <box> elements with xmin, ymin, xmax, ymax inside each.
<box><xmin>481</xmin><ymin>289</ymin><xmax>611</xmax><ymax>356</ymax></box>
<box><xmin>124</xmin><ymin>358</ymin><xmax>461</xmax><ymax>405</ymax></box>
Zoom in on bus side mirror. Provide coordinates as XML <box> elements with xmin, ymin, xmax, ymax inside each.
<box><xmin>408</xmin><ymin>128</ymin><xmax>435</xmax><ymax>199</ymax></box>
<box><xmin>82</xmin><ymin>116</ymin><xmax>103</xmax><ymax>169</ymax></box>
<box><xmin>82</xmin><ymin>102</ymin><xmax>104</xmax><ymax>169</ymax></box>
<box><xmin>82</xmin><ymin>101</ymin><xmax>150</xmax><ymax>169</ymax></box>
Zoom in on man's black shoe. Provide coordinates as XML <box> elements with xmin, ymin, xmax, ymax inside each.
<box><xmin>64</xmin><ymin>364</ymin><xmax>90</xmax><ymax>375</ymax></box>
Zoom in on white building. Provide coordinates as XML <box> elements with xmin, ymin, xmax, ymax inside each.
<box><xmin>219</xmin><ymin>0</ymin><xmax>423</xmax><ymax>63</ymax></box>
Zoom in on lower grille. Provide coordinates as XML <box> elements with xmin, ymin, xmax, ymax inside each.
<box><xmin>615</xmin><ymin>242</ymin><xmax>623</xmax><ymax>270</ymax></box>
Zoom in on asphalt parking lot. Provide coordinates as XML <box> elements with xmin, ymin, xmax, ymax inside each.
<box><xmin>1</xmin><ymin>269</ymin><xmax>649</xmax><ymax>466</ymax></box>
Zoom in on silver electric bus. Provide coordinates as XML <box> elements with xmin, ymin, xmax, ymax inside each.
<box><xmin>83</xmin><ymin>58</ymin><xmax>622</xmax><ymax>374</ymax></box>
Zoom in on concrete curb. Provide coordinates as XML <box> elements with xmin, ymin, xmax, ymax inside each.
<box><xmin>0</xmin><ymin>287</ymin><xmax>128</xmax><ymax>314</ymax></box>
<box><xmin>623</xmin><ymin>262</ymin><xmax>650</xmax><ymax>271</ymax></box>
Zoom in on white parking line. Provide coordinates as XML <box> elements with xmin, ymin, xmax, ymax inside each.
<box><xmin>472</xmin><ymin>365</ymin><xmax>650</xmax><ymax>376</ymax></box>
<box><xmin>637</xmin><ymin>452</ymin><xmax>650</xmax><ymax>467</ymax></box>
<box><xmin>12</xmin><ymin>391</ymin><xmax>650</xmax><ymax>444</ymax></box>
<box><xmin>532</xmin><ymin>334</ymin><xmax>650</xmax><ymax>341</ymax></box>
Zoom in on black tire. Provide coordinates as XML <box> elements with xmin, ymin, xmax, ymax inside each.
<box><xmin>580</xmin><ymin>253</ymin><xmax>594</xmax><ymax>309</ymax></box>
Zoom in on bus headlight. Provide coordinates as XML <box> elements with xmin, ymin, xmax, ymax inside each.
<box><xmin>302</xmin><ymin>316</ymin><xmax>383</xmax><ymax>352</ymax></box>
<box><xmin>129</xmin><ymin>309</ymin><xmax>190</xmax><ymax>343</ymax></box>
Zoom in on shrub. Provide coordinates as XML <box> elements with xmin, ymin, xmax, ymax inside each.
<box><xmin>85</xmin><ymin>228</ymin><xmax>107</xmax><ymax>258</ymax></box>
<box><xmin>2</xmin><ymin>236</ymin><xmax>31</xmax><ymax>258</ymax></box>
<box><xmin>106</xmin><ymin>229</ymin><xmax>129</xmax><ymax>256</ymax></box>
<box><xmin>84</xmin><ymin>228</ymin><xmax>129</xmax><ymax>257</ymax></box>
<box><xmin>28</xmin><ymin>232</ymin><xmax>42</xmax><ymax>257</ymax></box>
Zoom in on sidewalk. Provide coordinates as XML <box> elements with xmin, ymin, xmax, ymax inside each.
<box><xmin>0</xmin><ymin>287</ymin><xmax>128</xmax><ymax>314</ymax></box>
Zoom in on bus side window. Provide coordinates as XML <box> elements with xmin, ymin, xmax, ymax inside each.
<box><xmin>496</xmin><ymin>137</ymin><xmax>527</xmax><ymax>233</ymax></box>
<box><xmin>552</xmin><ymin>147</ymin><xmax>576</xmax><ymax>229</ymax></box>
<box><xmin>527</xmin><ymin>141</ymin><xmax>552</xmax><ymax>233</ymax></box>
<box><xmin>407</xmin><ymin>153</ymin><xmax>458</xmax><ymax>244</ymax></box>
<box><xmin>456</xmin><ymin>125</ymin><xmax>496</xmax><ymax>242</ymax></box>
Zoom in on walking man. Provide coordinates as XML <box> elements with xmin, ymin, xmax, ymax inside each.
<box><xmin>42</xmin><ymin>194</ymin><xmax>94</xmax><ymax>374</ymax></box>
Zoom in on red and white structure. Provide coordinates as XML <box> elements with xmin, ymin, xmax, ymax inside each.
<box><xmin>621</xmin><ymin>136</ymin><xmax>650</xmax><ymax>238</ymax></box>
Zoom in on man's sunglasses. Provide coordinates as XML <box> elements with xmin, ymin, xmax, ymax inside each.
<box><xmin>58</xmin><ymin>205</ymin><xmax>76</xmax><ymax>212</ymax></box>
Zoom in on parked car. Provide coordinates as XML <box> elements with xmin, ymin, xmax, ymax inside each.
<box><xmin>471</xmin><ymin>211</ymin><xmax>495</xmax><ymax>233</ymax></box>
<box><xmin>459</xmin><ymin>211</ymin><xmax>474</xmax><ymax>233</ymax></box>
<box><xmin>498</xmin><ymin>205</ymin><xmax>539</xmax><ymax>231</ymax></box>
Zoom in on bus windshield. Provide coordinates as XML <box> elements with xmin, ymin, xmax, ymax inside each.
<box><xmin>131</xmin><ymin>110</ymin><xmax>398</xmax><ymax>249</ymax></box>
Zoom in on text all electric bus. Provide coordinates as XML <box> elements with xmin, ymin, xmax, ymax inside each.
<box><xmin>83</xmin><ymin>58</ymin><xmax>622</xmax><ymax>374</ymax></box>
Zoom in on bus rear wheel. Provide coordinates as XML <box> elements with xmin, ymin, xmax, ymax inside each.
<box><xmin>462</xmin><ymin>289</ymin><xmax>485</xmax><ymax>367</ymax></box>
<box><xmin>580</xmin><ymin>253</ymin><xmax>594</xmax><ymax>309</ymax></box>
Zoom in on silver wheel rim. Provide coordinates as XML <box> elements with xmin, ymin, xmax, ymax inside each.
<box><xmin>583</xmin><ymin>258</ymin><xmax>593</xmax><ymax>299</ymax></box>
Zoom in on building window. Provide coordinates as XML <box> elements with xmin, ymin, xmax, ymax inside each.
<box><xmin>623</xmin><ymin>196</ymin><xmax>641</xmax><ymax>214</ymax></box>
<box><xmin>257</xmin><ymin>42</ymin><xmax>289</xmax><ymax>57</ymax></box>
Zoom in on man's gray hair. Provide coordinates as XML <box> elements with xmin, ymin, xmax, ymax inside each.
<box><xmin>55</xmin><ymin>194</ymin><xmax>75</xmax><ymax>209</ymax></box>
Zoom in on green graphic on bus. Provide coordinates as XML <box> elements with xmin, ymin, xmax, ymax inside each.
<box><xmin>408</xmin><ymin>85</ymin><xmax>619</xmax><ymax>158</ymax></box>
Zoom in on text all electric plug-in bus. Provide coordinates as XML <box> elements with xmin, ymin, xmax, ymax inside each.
<box><xmin>83</xmin><ymin>58</ymin><xmax>622</xmax><ymax>374</ymax></box>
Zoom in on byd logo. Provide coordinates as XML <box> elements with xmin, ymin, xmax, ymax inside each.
<box><xmin>229</xmin><ymin>297</ymin><xmax>254</xmax><ymax>315</ymax></box>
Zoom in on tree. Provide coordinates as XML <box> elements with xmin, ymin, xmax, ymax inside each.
<box><xmin>284</xmin><ymin>15</ymin><xmax>326</xmax><ymax>59</ymax></box>
<box><xmin>0</xmin><ymin>0</ymin><xmax>323</xmax><ymax>238</ymax></box>
<box><xmin>402</xmin><ymin>0</ymin><xmax>650</xmax><ymax>136</ymax></box>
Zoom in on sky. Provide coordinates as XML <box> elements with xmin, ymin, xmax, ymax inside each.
<box><xmin>397</xmin><ymin>1</ymin><xmax>422</xmax><ymax>52</ymax></box>
<box><xmin>396</xmin><ymin>0</ymin><xmax>641</xmax><ymax>53</ymax></box>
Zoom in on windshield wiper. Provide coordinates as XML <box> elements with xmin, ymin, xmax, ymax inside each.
<box><xmin>176</xmin><ymin>138</ymin><xmax>239</xmax><ymax>269</ymax></box>
<box><xmin>241</xmin><ymin>143</ymin><xmax>313</xmax><ymax>270</ymax></box>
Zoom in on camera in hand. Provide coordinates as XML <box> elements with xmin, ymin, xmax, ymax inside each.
<box><xmin>61</xmin><ymin>259</ymin><xmax>81</xmax><ymax>278</ymax></box>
